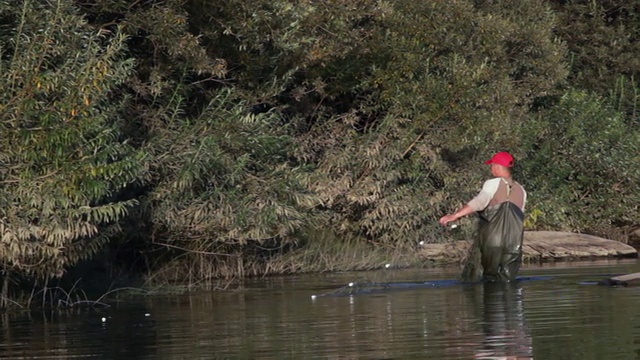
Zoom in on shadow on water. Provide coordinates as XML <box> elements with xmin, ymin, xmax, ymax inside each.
<box><xmin>0</xmin><ymin>305</ymin><xmax>158</xmax><ymax>359</ymax></box>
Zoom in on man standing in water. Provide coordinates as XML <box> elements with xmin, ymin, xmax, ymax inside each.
<box><xmin>439</xmin><ymin>152</ymin><xmax>527</xmax><ymax>282</ymax></box>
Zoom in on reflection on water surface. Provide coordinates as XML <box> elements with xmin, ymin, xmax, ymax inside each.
<box><xmin>1</xmin><ymin>259</ymin><xmax>640</xmax><ymax>359</ymax></box>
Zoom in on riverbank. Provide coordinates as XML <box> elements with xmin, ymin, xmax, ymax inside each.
<box><xmin>419</xmin><ymin>231</ymin><xmax>638</xmax><ymax>265</ymax></box>
<box><xmin>3</xmin><ymin>230</ymin><xmax>637</xmax><ymax>310</ymax></box>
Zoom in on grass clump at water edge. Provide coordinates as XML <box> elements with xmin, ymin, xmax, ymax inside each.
<box><xmin>140</xmin><ymin>230</ymin><xmax>439</xmax><ymax>293</ymax></box>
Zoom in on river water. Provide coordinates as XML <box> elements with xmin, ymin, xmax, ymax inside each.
<box><xmin>1</xmin><ymin>259</ymin><xmax>640</xmax><ymax>359</ymax></box>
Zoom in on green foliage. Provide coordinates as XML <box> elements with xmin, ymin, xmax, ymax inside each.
<box><xmin>72</xmin><ymin>0</ymin><xmax>329</xmax><ymax>280</ymax></box>
<box><xmin>521</xmin><ymin>90</ymin><xmax>640</xmax><ymax>233</ymax></box>
<box><xmin>550</xmin><ymin>0</ymin><xmax>640</xmax><ymax>119</ymax></box>
<box><xmin>377</xmin><ymin>0</ymin><xmax>567</xmax><ymax>132</ymax></box>
<box><xmin>77</xmin><ymin>0</ymin><xmax>570</xmax><ymax>261</ymax></box>
<box><xmin>139</xmin><ymin>87</ymin><xmax>323</xmax><ymax>279</ymax></box>
<box><xmin>186</xmin><ymin>0</ymin><xmax>386</xmax><ymax>92</ymax></box>
<box><xmin>125</xmin><ymin>0</ymin><xmax>571</xmax><ymax>266</ymax></box>
<box><xmin>76</xmin><ymin>0</ymin><xmax>228</xmax><ymax>149</ymax></box>
<box><xmin>0</xmin><ymin>1</ymin><xmax>144</xmax><ymax>281</ymax></box>
<box><xmin>0</xmin><ymin>0</ymin><xmax>634</xmax><ymax>290</ymax></box>
<box><xmin>292</xmin><ymin>0</ymin><xmax>568</xmax><ymax>246</ymax></box>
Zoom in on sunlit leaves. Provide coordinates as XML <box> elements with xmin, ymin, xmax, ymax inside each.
<box><xmin>0</xmin><ymin>0</ymin><xmax>144</xmax><ymax>279</ymax></box>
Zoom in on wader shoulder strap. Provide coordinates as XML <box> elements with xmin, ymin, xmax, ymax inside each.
<box><xmin>501</xmin><ymin>177</ymin><xmax>512</xmax><ymax>199</ymax></box>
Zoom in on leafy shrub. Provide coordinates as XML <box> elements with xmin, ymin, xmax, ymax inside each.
<box><xmin>521</xmin><ymin>90</ymin><xmax>640</xmax><ymax>235</ymax></box>
<box><xmin>0</xmin><ymin>1</ymin><xmax>144</xmax><ymax>299</ymax></box>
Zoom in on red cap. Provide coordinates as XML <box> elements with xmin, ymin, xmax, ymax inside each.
<box><xmin>485</xmin><ymin>151</ymin><xmax>514</xmax><ymax>167</ymax></box>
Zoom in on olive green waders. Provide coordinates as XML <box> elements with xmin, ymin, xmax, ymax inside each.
<box><xmin>461</xmin><ymin>201</ymin><xmax>525</xmax><ymax>283</ymax></box>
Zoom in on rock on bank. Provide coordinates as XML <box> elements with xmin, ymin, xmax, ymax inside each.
<box><xmin>419</xmin><ymin>231</ymin><xmax>638</xmax><ymax>264</ymax></box>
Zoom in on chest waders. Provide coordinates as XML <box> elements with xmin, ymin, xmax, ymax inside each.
<box><xmin>477</xmin><ymin>201</ymin><xmax>525</xmax><ymax>282</ymax></box>
<box><xmin>461</xmin><ymin>181</ymin><xmax>525</xmax><ymax>283</ymax></box>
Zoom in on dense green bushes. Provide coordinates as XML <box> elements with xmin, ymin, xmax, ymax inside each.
<box><xmin>0</xmin><ymin>1</ymin><xmax>145</xmax><ymax>305</ymax></box>
<box><xmin>521</xmin><ymin>90</ymin><xmax>640</xmax><ymax>237</ymax></box>
<box><xmin>0</xmin><ymin>0</ymin><xmax>639</xmax><ymax>304</ymax></box>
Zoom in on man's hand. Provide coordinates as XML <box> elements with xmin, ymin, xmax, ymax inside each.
<box><xmin>440</xmin><ymin>205</ymin><xmax>474</xmax><ymax>226</ymax></box>
<box><xmin>439</xmin><ymin>214</ymin><xmax>457</xmax><ymax>226</ymax></box>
